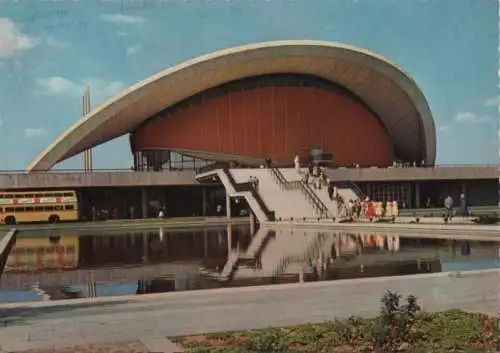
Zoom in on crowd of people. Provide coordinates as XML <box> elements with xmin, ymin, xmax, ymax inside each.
<box><xmin>297</xmin><ymin>155</ymin><xmax>399</xmax><ymax>221</ymax></box>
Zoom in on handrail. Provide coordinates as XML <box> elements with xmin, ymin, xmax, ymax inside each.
<box><xmin>299</xmin><ymin>182</ymin><xmax>330</xmax><ymax>218</ymax></box>
<box><xmin>269</xmin><ymin>168</ymin><xmax>330</xmax><ymax>218</ymax></box>
<box><xmin>221</xmin><ymin>168</ymin><xmax>275</xmax><ymax>221</ymax></box>
<box><xmin>347</xmin><ymin>180</ymin><xmax>366</xmax><ymax>200</ymax></box>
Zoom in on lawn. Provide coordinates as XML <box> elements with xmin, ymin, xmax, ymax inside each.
<box><xmin>172</xmin><ymin>291</ymin><xmax>498</xmax><ymax>353</ymax></box>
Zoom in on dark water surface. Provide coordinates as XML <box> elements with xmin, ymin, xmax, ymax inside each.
<box><xmin>1</xmin><ymin>225</ymin><xmax>499</xmax><ymax>303</ymax></box>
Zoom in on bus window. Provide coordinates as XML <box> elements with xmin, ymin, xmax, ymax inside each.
<box><xmin>5</xmin><ymin>194</ymin><xmax>13</xmax><ymax>199</ymax></box>
<box><xmin>45</xmin><ymin>193</ymin><xmax>55</xmax><ymax>197</ymax></box>
<box><xmin>25</xmin><ymin>207</ymin><xmax>34</xmax><ymax>212</ymax></box>
<box><xmin>34</xmin><ymin>206</ymin><xmax>44</xmax><ymax>212</ymax></box>
<box><xmin>23</xmin><ymin>193</ymin><xmax>34</xmax><ymax>198</ymax></box>
<box><xmin>14</xmin><ymin>207</ymin><xmax>25</xmax><ymax>212</ymax></box>
<box><xmin>55</xmin><ymin>206</ymin><xmax>63</xmax><ymax>211</ymax></box>
<box><xmin>34</xmin><ymin>194</ymin><xmax>44</xmax><ymax>198</ymax></box>
<box><xmin>63</xmin><ymin>192</ymin><xmax>74</xmax><ymax>197</ymax></box>
<box><xmin>65</xmin><ymin>205</ymin><xmax>75</xmax><ymax>211</ymax></box>
<box><xmin>45</xmin><ymin>247</ymin><xmax>55</xmax><ymax>254</ymax></box>
<box><xmin>5</xmin><ymin>207</ymin><xmax>14</xmax><ymax>212</ymax></box>
<box><xmin>45</xmin><ymin>206</ymin><xmax>55</xmax><ymax>211</ymax></box>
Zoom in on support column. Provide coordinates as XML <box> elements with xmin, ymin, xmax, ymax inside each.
<box><xmin>226</xmin><ymin>194</ymin><xmax>231</xmax><ymax>219</ymax></box>
<box><xmin>461</xmin><ymin>181</ymin><xmax>467</xmax><ymax>195</ymax></box>
<box><xmin>250</xmin><ymin>212</ymin><xmax>256</xmax><ymax>235</ymax></box>
<box><xmin>227</xmin><ymin>224</ymin><xmax>232</xmax><ymax>253</ymax></box>
<box><xmin>414</xmin><ymin>182</ymin><xmax>421</xmax><ymax>208</ymax></box>
<box><xmin>202</xmin><ymin>188</ymin><xmax>208</xmax><ymax>216</ymax></box>
<box><xmin>141</xmin><ymin>188</ymin><xmax>148</xmax><ymax>218</ymax></box>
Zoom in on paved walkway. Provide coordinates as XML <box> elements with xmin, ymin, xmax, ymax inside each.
<box><xmin>0</xmin><ymin>269</ymin><xmax>498</xmax><ymax>352</ymax></box>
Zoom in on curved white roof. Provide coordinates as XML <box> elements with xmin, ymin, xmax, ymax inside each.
<box><xmin>27</xmin><ymin>40</ymin><xmax>436</xmax><ymax>171</ymax></box>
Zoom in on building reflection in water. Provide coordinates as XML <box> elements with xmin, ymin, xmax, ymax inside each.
<box><xmin>1</xmin><ymin>226</ymin><xmax>499</xmax><ymax>302</ymax></box>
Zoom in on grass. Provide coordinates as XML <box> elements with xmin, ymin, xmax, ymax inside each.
<box><xmin>172</xmin><ymin>291</ymin><xmax>499</xmax><ymax>353</ymax></box>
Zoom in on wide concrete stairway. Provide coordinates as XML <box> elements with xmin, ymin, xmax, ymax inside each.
<box><xmin>196</xmin><ymin>168</ymin><xmax>275</xmax><ymax>223</ymax></box>
<box><xmin>231</xmin><ymin>168</ymin><xmax>322</xmax><ymax>220</ymax></box>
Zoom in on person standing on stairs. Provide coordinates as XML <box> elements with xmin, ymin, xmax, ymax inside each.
<box><xmin>294</xmin><ymin>154</ymin><xmax>300</xmax><ymax>172</ymax></box>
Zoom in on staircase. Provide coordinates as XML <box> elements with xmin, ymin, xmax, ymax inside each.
<box><xmin>335</xmin><ymin>180</ymin><xmax>365</xmax><ymax>202</ymax></box>
<box><xmin>269</xmin><ymin>168</ymin><xmax>333</xmax><ymax>218</ymax></box>
<box><xmin>230</xmin><ymin>169</ymin><xmax>319</xmax><ymax>220</ymax></box>
<box><xmin>196</xmin><ymin>168</ymin><xmax>275</xmax><ymax>223</ymax></box>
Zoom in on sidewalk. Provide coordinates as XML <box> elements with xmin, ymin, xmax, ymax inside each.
<box><xmin>1</xmin><ymin>269</ymin><xmax>498</xmax><ymax>352</ymax></box>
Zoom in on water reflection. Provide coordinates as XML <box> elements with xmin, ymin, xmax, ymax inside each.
<box><xmin>1</xmin><ymin>226</ymin><xmax>499</xmax><ymax>303</ymax></box>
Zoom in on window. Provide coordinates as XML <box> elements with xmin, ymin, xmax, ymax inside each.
<box><xmin>65</xmin><ymin>205</ymin><xmax>75</xmax><ymax>211</ymax></box>
<box><xmin>4</xmin><ymin>194</ymin><xmax>13</xmax><ymax>199</ymax></box>
<box><xmin>55</xmin><ymin>206</ymin><xmax>63</xmax><ymax>211</ymax></box>
<box><xmin>25</xmin><ymin>207</ymin><xmax>34</xmax><ymax>212</ymax></box>
<box><xmin>34</xmin><ymin>206</ymin><xmax>44</xmax><ymax>212</ymax></box>
<box><xmin>14</xmin><ymin>207</ymin><xmax>25</xmax><ymax>213</ymax></box>
<box><xmin>5</xmin><ymin>207</ymin><xmax>15</xmax><ymax>212</ymax></box>
<box><xmin>63</xmin><ymin>193</ymin><xmax>73</xmax><ymax>197</ymax></box>
<box><xmin>34</xmin><ymin>194</ymin><xmax>44</xmax><ymax>198</ymax></box>
<box><xmin>45</xmin><ymin>247</ymin><xmax>55</xmax><ymax>254</ymax></box>
<box><xmin>45</xmin><ymin>206</ymin><xmax>55</xmax><ymax>211</ymax></box>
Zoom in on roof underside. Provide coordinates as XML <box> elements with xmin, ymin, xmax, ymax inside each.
<box><xmin>27</xmin><ymin>40</ymin><xmax>436</xmax><ymax>171</ymax></box>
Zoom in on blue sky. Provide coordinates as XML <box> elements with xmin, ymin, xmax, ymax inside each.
<box><xmin>0</xmin><ymin>0</ymin><xmax>498</xmax><ymax>170</ymax></box>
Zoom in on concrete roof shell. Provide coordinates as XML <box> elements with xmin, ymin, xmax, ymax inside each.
<box><xmin>27</xmin><ymin>40</ymin><xmax>436</xmax><ymax>171</ymax></box>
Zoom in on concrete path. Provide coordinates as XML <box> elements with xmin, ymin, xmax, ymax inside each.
<box><xmin>0</xmin><ymin>217</ymin><xmax>250</xmax><ymax>233</ymax></box>
<box><xmin>266</xmin><ymin>219</ymin><xmax>500</xmax><ymax>237</ymax></box>
<box><xmin>0</xmin><ymin>269</ymin><xmax>498</xmax><ymax>351</ymax></box>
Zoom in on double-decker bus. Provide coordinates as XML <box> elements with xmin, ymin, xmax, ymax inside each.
<box><xmin>0</xmin><ymin>190</ymin><xmax>79</xmax><ymax>225</ymax></box>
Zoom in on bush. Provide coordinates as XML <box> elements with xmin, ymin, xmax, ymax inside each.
<box><xmin>367</xmin><ymin>290</ymin><xmax>421</xmax><ymax>352</ymax></box>
<box><xmin>244</xmin><ymin>327</ymin><xmax>289</xmax><ymax>353</ymax></box>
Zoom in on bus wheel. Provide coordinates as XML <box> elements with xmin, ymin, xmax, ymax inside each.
<box><xmin>4</xmin><ymin>216</ymin><xmax>16</xmax><ymax>225</ymax></box>
<box><xmin>48</xmin><ymin>215</ymin><xmax>60</xmax><ymax>224</ymax></box>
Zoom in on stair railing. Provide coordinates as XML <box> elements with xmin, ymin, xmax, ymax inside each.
<box><xmin>222</xmin><ymin>168</ymin><xmax>276</xmax><ymax>221</ymax></box>
<box><xmin>268</xmin><ymin>168</ymin><xmax>330</xmax><ymax>218</ymax></box>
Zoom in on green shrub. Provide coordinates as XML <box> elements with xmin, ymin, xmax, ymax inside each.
<box><xmin>244</xmin><ymin>327</ymin><xmax>289</xmax><ymax>353</ymax></box>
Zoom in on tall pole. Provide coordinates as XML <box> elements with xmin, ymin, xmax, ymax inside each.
<box><xmin>82</xmin><ymin>87</ymin><xmax>93</xmax><ymax>171</ymax></box>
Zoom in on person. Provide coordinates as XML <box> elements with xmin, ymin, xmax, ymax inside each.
<box><xmin>294</xmin><ymin>154</ymin><xmax>300</xmax><ymax>172</ymax></box>
<box><xmin>444</xmin><ymin>195</ymin><xmax>454</xmax><ymax>222</ymax></box>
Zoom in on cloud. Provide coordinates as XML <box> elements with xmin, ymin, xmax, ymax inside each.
<box><xmin>100</xmin><ymin>14</ymin><xmax>145</xmax><ymax>24</ymax></box>
<box><xmin>437</xmin><ymin>125</ymin><xmax>449</xmax><ymax>132</ymax></box>
<box><xmin>24</xmin><ymin>127</ymin><xmax>48</xmax><ymax>138</ymax></box>
<box><xmin>126</xmin><ymin>43</ymin><xmax>141</xmax><ymax>55</ymax></box>
<box><xmin>35</xmin><ymin>76</ymin><xmax>126</xmax><ymax>100</ymax></box>
<box><xmin>0</xmin><ymin>18</ymin><xmax>39</xmax><ymax>58</ymax></box>
<box><xmin>0</xmin><ymin>118</ymin><xmax>3</xmax><ymax>127</ymax></box>
<box><xmin>454</xmin><ymin>111</ymin><xmax>491</xmax><ymax>124</ymax></box>
<box><xmin>484</xmin><ymin>96</ymin><xmax>499</xmax><ymax>107</ymax></box>
<box><xmin>44</xmin><ymin>36</ymin><xmax>66</xmax><ymax>49</ymax></box>
<box><xmin>117</xmin><ymin>31</ymin><xmax>128</xmax><ymax>36</ymax></box>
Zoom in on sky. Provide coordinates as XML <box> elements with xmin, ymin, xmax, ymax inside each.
<box><xmin>0</xmin><ymin>0</ymin><xmax>498</xmax><ymax>170</ymax></box>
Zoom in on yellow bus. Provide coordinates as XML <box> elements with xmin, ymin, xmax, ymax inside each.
<box><xmin>0</xmin><ymin>190</ymin><xmax>79</xmax><ymax>225</ymax></box>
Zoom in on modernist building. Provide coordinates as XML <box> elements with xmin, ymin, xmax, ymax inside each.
<box><xmin>16</xmin><ymin>40</ymin><xmax>497</xmax><ymax>219</ymax></box>
<box><xmin>28</xmin><ymin>40</ymin><xmax>436</xmax><ymax>172</ymax></box>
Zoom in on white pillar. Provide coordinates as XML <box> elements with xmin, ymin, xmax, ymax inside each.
<box><xmin>227</xmin><ymin>224</ymin><xmax>232</xmax><ymax>253</ymax></box>
<box><xmin>226</xmin><ymin>194</ymin><xmax>231</xmax><ymax>219</ymax></box>
<box><xmin>250</xmin><ymin>212</ymin><xmax>256</xmax><ymax>234</ymax></box>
